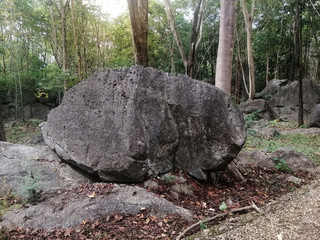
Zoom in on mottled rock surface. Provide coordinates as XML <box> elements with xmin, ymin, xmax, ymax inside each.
<box><xmin>0</xmin><ymin>185</ymin><xmax>192</xmax><ymax>230</ymax></box>
<box><xmin>41</xmin><ymin>67</ymin><xmax>246</xmax><ymax>182</ymax></box>
<box><xmin>309</xmin><ymin>104</ymin><xmax>320</xmax><ymax>127</ymax></box>
<box><xmin>0</xmin><ymin>142</ymin><xmax>92</xmax><ymax>199</ymax></box>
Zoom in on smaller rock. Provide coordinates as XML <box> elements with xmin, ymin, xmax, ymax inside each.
<box><xmin>286</xmin><ymin>175</ymin><xmax>303</xmax><ymax>184</ymax></box>
<box><xmin>270</xmin><ymin>147</ymin><xmax>316</xmax><ymax>173</ymax></box>
<box><xmin>240</xmin><ymin>99</ymin><xmax>279</xmax><ymax>122</ymax></box>
<box><xmin>252</xmin><ymin>127</ymin><xmax>279</xmax><ymax>139</ymax></box>
<box><xmin>170</xmin><ymin>183</ymin><xmax>193</xmax><ymax>195</ymax></box>
<box><xmin>256</xmin><ymin>79</ymin><xmax>289</xmax><ymax>99</ymax></box>
<box><xmin>160</xmin><ymin>172</ymin><xmax>187</xmax><ymax>184</ymax></box>
<box><xmin>309</xmin><ymin>104</ymin><xmax>320</xmax><ymax>127</ymax></box>
<box><xmin>236</xmin><ymin>150</ymin><xmax>273</xmax><ymax>170</ymax></box>
<box><xmin>144</xmin><ymin>179</ymin><xmax>159</xmax><ymax>190</ymax></box>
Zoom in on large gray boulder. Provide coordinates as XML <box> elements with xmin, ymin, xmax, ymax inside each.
<box><xmin>41</xmin><ymin>67</ymin><xmax>246</xmax><ymax>182</ymax></box>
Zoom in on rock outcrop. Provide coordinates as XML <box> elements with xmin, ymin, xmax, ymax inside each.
<box><xmin>240</xmin><ymin>99</ymin><xmax>279</xmax><ymax>121</ymax></box>
<box><xmin>1</xmin><ymin>185</ymin><xmax>192</xmax><ymax>230</ymax></box>
<box><xmin>236</xmin><ymin>147</ymin><xmax>316</xmax><ymax>173</ymax></box>
<box><xmin>256</xmin><ymin>79</ymin><xmax>320</xmax><ymax>121</ymax></box>
<box><xmin>41</xmin><ymin>67</ymin><xmax>246</xmax><ymax>182</ymax></box>
<box><xmin>0</xmin><ymin>142</ymin><xmax>93</xmax><ymax>199</ymax></box>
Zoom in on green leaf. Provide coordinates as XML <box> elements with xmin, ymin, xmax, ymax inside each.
<box><xmin>219</xmin><ymin>201</ymin><xmax>227</xmax><ymax>211</ymax></box>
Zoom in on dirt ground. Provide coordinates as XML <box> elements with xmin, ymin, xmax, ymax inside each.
<box><xmin>189</xmin><ymin>170</ymin><xmax>320</xmax><ymax>240</ymax></box>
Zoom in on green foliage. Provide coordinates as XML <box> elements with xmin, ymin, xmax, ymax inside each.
<box><xmin>219</xmin><ymin>201</ymin><xmax>227</xmax><ymax>211</ymax></box>
<box><xmin>199</xmin><ymin>221</ymin><xmax>208</xmax><ymax>230</ymax></box>
<box><xmin>162</xmin><ymin>174</ymin><xmax>176</xmax><ymax>183</ymax></box>
<box><xmin>6</xmin><ymin>119</ymin><xmax>43</xmax><ymax>144</ymax></box>
<box><xmin>0</xmin><ymin>193</ymin><xmax>23</xmax><ymax>218</ymax></box>
<box><xmin>245</xmin><ymin>133</ymin><xmax>320</xmax><ymax>165</ymax></box>
<box><xmin>272</xmin><ymin>158</ymin><xmax>291</xmax><ymax>172</ymax></box>
<box><xmin>18</xmin><ymin>158</ymin><xmax>43</xmax><ymax>204</ymax></box>
<box><xmin>245</xmin><ymin>109</ymin><xmax>263</xmax><ymax>128</ymax></box>
<box><xmin>299</xmin><ymin>124</ymin><xmax>309</xmax><ymax>129</ymax></box>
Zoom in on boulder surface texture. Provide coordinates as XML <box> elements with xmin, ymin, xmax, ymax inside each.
<box><xmin>309</xmin><ymin>104</ymin><xmax>320</xmax><ymax>127</ymax></box>
<box><xmin>0</xmin><ymin>142</ymin><xmax>92</xmax><ymax>199</ymax></box>
<box><xmin>41</xmin><ymin>67</ymin><xmax>246</xmax><ymax>182</ymax></box>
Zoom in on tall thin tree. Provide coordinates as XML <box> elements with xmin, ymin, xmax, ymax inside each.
<box><xmin>215</xmin><ymin>0</ymin><xmax>236</xmax><ymax>95</ymax></box>
<box><xmin>71</xmin><ymin>0</ymin><xmax>82</xmax><ymax>81</ymax></box>
<box><xmin>127</xmin><ymin>0</ymin><xmax>149</xmax><ymax>67</ymax></box>
<box><xmin>295</xmin><ymin>0</ymin><xmax>303</xmax><ymax>126</ymax></box>
<box><xmin>240</xmin><ymin>0</ymin><xmax>256</xmax><ymax>100</ymax></box>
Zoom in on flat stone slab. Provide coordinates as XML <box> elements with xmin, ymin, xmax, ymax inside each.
<box><xmin>0</xmin><ymin>185</ymin><xmax>192</xmax><ymax>230</ymax></box>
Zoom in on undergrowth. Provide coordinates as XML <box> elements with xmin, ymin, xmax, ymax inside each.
<box><xmin>4</xmin><ymin>119</ymin><xmax>43</xmax><ymax>144</ymax></box>
<box><xmin>0</xmin><ymin>193</ymin><xmax>23</xmax><ymax>219</ymax></box>
<box><xmin>245</xmin><ymin>132</ymin><xmax>320</xmax><ymax>165</ymax></box>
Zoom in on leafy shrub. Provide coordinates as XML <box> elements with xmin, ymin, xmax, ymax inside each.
<box><xmin>245</xmin><ymin>109</ymin><xmax>263</xmax><ymax>128</ymax></box>
<box><xmin>272</xmin><ymin>158</ymin><xmax>291</xmax><ymax>172</ymax></box>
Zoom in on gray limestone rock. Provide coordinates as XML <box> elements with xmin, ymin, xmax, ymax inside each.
<box><xmin>41</xmin><ymin>67</ymin><xmax>246</xmax><ymax>182</ymax></box>
<box><xmin>0</xmin><ymin>142</ymin><xmax>92</xmax><ymax>199</ymax></box>
<box><xmin>0</xmin><ymin>185</ymin><xmax>192</xmax><ymax>230</ymax></box>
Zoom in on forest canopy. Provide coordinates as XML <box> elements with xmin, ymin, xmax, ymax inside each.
<box><xmin>0</xmin><ymin>0</ymin><xmax>319</xmax><ymax>107</ymax></box>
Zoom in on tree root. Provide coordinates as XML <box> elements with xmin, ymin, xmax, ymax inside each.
<box><xmin>176</xmin><ymin>201</ymin><xmax>261</xmax><ymax>240</ymax></box>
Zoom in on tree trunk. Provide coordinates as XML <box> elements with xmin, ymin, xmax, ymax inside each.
<box><xmin>295</xmin><ymin>0</ymin><xmax>303</xmax><ymax>126</ymax></box>
<box><xmin>186</xmin><ymin>0</ymin><xmax>204</xmax><ymax>77</ymax></box>
<box><xmin>235</xmin><ymin>58</ymin><xmax>241</xmax><ymax>103</ymax></box>
<box><xmin>61</xmin><ymin>0</ymin><xmax>70</xmax><ymax>91</ymax></box>
<box><xmin>127</xmin><ymin>0</ymin><xmax>149</xmax><ymax>67</ymax></box>
<box><xmin>240</xmin><ymin>0</ymin><xmax>256</xmax><ymax>100</ymax></box>
<box><xmin>164</xmin><ymin>0</ymin><xmax>204</xmax><ymax>77</ymax></box>
<box><xmin>266</xmin><ymin>52</ymin><xmax>269</xmax><ymax>84</ymax></box>
<box><xmin>316</xmin><ymin>59</ymin><xmax>320</xmax><ymax>83</ymax></box>
<box><xmin>1</xmin><ymin>22</ymin><xmax>6</xmax><ymax>80</ymax></box>
<box><xmin>71</xmin><ymin>0</ymin><xmax>82</xmax><ymax>81</ymax></box>
<box><xmin>215</xmin><ymin>0</ymin><xmax>236</xmax><ymax>95</ymax></box>
<box><xmin>48</xmin><ymin>4</ymin><xmax>62</xmax><ymax>69</ymax></box>
<box><xmin>0</xmin><ymin>102</ymin><xmax>5</xmax><ymax>141</ymax></box>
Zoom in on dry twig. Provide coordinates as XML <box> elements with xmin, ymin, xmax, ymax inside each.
<box><xmin>176</xmin><ymin>201</ymin><xmax>261</xmax><ymax>240</ymax></box>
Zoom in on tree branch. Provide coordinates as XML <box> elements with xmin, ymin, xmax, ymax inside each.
<box><xmin>176</xmin><ymin>202</ymin><xmax>261</xmax><ymax>240</ymax></box>
<box><xmin>309</xmin><ymin>0</ymin><xmax>320</xmax><ymax>17</ymax></box>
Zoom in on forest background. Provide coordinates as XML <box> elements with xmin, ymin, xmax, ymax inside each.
<box><xmin>0</xmin><ymin>0</ymin><xmax>319</xmax><ymax>111</ymax></box>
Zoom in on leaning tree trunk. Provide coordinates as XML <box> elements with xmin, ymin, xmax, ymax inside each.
<box><xmin>164</xmin><ymin>0</ymin><xmax>204</xmax><ymax>77</ymax></box>
<box><xmin>215</xmin><ymin>0</ymin><xmax>236</xmax><ymax>95</ymax></box>
<box><xmin>0</xmin><ymin>102</ymin><xmax>6</xmax><ymax>141</ymax></box>
<box><xmin>127</xmin><ymin>0</ymin><xmax>149</xmax><ymax>67</ymax></box>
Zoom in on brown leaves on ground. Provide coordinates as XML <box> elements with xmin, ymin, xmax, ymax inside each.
<box><xmin>0</xmin><ymin>166</ymin><xmax>314</xmax><ymax>240</ymax></box>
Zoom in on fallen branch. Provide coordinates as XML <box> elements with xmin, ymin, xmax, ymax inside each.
<box><xmin>176</xmin><ymin>201</ymin><xmax>261</xmax><ymax>240</ymax></box>
<box><xmin>228</xmin><ymin>161</ymin><xmax>245</xmax><ymax>182</ymax></box>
